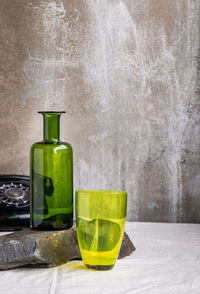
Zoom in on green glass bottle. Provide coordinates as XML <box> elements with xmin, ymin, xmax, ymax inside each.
<box><xmin>30</xmin><ymin>111</ymin><xmax>73</xmax><ymax>230</ymax></box>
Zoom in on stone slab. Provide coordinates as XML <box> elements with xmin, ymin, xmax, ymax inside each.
<box><xmin>0</xmin><ymin>228</ymin><xmax>135</xmax><ymax>270</ymax></box>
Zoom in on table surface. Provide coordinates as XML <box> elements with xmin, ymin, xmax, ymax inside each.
<box><xmin>0</xmin><ymin>222</ymin><xmax>200</xmax><ymax>294</ymax></box>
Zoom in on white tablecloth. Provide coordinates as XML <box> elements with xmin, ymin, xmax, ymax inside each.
<box><xmin>0</xmin><ymin>222</ymin><xmax>200</xmax><ymax>294</ymax></box>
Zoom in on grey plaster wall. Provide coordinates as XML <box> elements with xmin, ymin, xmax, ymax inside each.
<box><xmin>0</xmin><ymin>0</ymin><xmax>199</xmax><ymax>222</ymax></box>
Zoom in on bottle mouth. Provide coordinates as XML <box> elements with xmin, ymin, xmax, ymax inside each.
<box><xmin>38</xmin><ymin>111</ymin><xmax>66</xmax><ymax>114</ymax></box>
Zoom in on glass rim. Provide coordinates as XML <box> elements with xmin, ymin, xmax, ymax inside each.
<box><xmin>76</xmin><ymin>190</ymin><xmax>127</xmax><ymax>195</ymax></box>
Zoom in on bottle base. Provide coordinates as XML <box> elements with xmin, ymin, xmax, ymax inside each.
<box><xmin>31</xmin><ymin>214</ymin><xmax>73</xmax><ymax>230</ymax></box>
<box><xmin>31</xmin><ymin>222</ymin><xmax>73</xmax><ymax>231</ymax></box>
<box><xmin>85</xmin><ymin>264</ymin><xmax>114</xmax><ymax>271</ymax></box>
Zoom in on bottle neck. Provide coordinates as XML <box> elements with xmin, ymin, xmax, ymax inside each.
<box><xmin>42</xmin><ymin>113</ymin><xmax>61</xmax><ymax>143</ymax></box>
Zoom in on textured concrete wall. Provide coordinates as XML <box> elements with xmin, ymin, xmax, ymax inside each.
<box><xmin>0</xmin><ymin>0</ymin><xmax>199</xmax><ymax>222</ymax></box>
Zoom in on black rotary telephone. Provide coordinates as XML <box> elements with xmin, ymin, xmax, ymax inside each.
<box><xmin>0</xmin><ymin>175</ymin><xmax>30</xmax><ymax>230</ymax></box>
<box><xmin>0</xmin><ymin>174</ymin><xmax>54</xmax><ymax>230</ymax></box>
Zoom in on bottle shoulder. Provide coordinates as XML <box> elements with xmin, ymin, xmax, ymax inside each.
<box><xmin>59</xmin><ymin>141</ymin><xmax>73</xmax><ymax>149</ymax></box>
<box><xmin>31</xmin><ymin>141</ymin><xmax>73</xmax><ymax>151</ymax></box>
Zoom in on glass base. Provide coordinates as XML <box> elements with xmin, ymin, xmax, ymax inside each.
<box><xmin>85</xmin><ymin>264</ymin><xmax>114</xmax><ymax>271</ymax></box>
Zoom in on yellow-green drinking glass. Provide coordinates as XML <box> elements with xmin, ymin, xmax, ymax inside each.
<box><xmin>75</xmin><ymin>190</ymin><xmax>127</xmax><ymax>270</ymax></box>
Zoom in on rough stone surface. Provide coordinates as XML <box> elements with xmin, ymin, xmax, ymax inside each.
<box><xmin>0</xmin><ymin>1</ymin><xmax>199</xmax><ymax>222</ymax></box>
<box><xmin>0</xmin><ymin>229</ymin><xmax>135</xmax><ymax>270</ymax></box>
<box><xmin>118</xmin><ymin>230</ymin><xmax>135</xmax><ymax>260</ymax></box>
